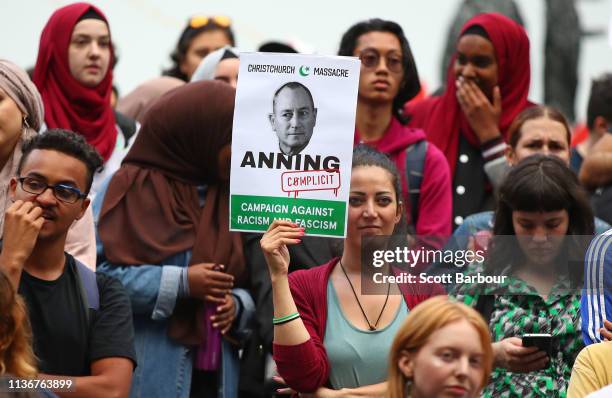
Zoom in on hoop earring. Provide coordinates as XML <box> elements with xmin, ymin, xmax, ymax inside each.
<box><xmin>22</xmin><ymin>115</ymin><xmax>30</xmax><ymax>131</ymax></box>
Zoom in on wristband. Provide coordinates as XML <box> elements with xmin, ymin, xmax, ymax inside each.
<box><xmin>273</xmin><ymin>312</ymin><xmax>300</xmax><ymax>325</ymax></box>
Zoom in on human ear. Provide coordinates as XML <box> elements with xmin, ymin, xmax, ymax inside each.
<box><xmin>179</xmin><ymin>57</ymin><xmax>189</xmax><ymax>76</ymax></box>
<box><xmin>8</xmin><ymin>178</ymin><xmax>17</xmax><ymax>201</ymax></box>
<box><xmin>593</xmin><ymin>116</ymin><xmax>609</xmax><ymax>137</ymax></box>
<box><xmin>268</xmin><ymin>113</ymin><xmax>276</xmax><ymax>129</ymax></box>
<box><xmin>505</xmin><ymin>146</ymin><xmax>516</xmax><ymax>166</ymax></box>
<box><xmin>395</xmin><ymin>201</ymin><xmax>404</xmax><ymax>224</ymax></box>
<box><xmin>76</xmin><ymin>198</ymin><xmax>90</xmax><ymax>220</ymax></box>
<box><xmin>397</xmin><ymin>349</ymin><xmax>415</xmax><ymax>379</ymax></box>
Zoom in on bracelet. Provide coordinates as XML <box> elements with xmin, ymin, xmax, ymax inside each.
<box><xmin>273</xmin><ymin>312</ymin><xmax>300</xmax><ymax>325</ymax></box>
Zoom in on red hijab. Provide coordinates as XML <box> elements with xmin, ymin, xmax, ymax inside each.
<box><xmin>33</xmin><ymin>3</ymin><xmax>116</xmax><ymax>161</ymax></box>
<box><xmin>407</xmin><ymin>13</ymin><xmax>532</xmax><ymax>175</ymax></box>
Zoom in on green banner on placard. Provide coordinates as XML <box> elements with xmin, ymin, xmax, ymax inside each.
<box><xmin>231</xmin><ymin>194</ymin><xmax>345</xmax><ymax>236</ymax></box>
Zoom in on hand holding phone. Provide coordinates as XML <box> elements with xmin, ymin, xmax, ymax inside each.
<box><xmin>522</xmin><ymin>333</ymin><xmax>553</xmax><ymax>357</ymax></box>
<box><xmin>492</xmin><ymin>337</ymin><xmax>549</xmax><ymax>372</ymax></box>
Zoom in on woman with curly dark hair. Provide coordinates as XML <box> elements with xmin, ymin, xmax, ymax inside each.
<box><xmin>163</xmin><ymin>15</ymin><xmax>235</xmax><ymax>82</ymax></box>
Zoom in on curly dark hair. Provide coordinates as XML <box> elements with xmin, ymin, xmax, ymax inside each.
<box><xmin>338</xmin><ymin>19</ymin><xmax>421</xmax><ymax>124</ymax></box>
<box><xmin>18</xmin><ymin>129</ymin><xmax>104</xmax><ymax>195</ymax></box>
<box><xmin>162</xmin><ymin>21</ymin><xmax>235</xmax><ymax>82</ymax></box>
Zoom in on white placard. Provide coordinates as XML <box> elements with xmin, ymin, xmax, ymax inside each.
<box><xmin>230</xmin><ymin>52</ymin><xmax>360</xmax><ymax>237</ymax></box>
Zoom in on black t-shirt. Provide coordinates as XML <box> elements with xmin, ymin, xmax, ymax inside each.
<box><xmin>18</xmin><ymin>254</ymin><xmax>137</xmax><ymax>376</ymax></box>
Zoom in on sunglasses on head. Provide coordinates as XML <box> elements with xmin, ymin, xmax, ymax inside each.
<box><xmin>189</xmin><ymin>15</ymin><xmax>232</xmax><ymax>29</ymax></box>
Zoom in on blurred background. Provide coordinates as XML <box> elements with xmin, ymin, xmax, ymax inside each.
<box><xmin>1</xmin><ymin>0</ymin><xmax>610</xmax><ymax>121</ymax></box>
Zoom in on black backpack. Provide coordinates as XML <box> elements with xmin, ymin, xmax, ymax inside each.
<box><xmin>405</xmin><ymin>140</ymin><xmax>428</xmax><ymax>227</ymax></box>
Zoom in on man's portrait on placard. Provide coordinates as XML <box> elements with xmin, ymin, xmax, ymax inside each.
<box><xmin>268</xmin><ymin>81</ymin><xmax>318</xmax><ymax>155</ymax></box>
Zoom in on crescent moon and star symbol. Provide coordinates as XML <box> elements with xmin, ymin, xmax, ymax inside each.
<box><xmin>299</xmin><ymin>65</ymin><xmax>310</xmax><ymax>76</ymax></box>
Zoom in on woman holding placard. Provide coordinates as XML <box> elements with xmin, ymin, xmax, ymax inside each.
<box><xmin>338</xmin><ymin>19</ymin><xmax>452</xmax><ymax>247</ymax></box>
<box><xmin>261</xmin><ymin>145</ymin><xmax>444</xmax><ymax>395</ymax></box>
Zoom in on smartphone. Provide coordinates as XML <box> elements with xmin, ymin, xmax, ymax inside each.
<box><xmin>522</xmin><ymin>333</ymin><xmax>553</xmax><ymax>356</ymax></box>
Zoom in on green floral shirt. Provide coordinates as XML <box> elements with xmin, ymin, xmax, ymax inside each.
<box><xmin>452</xmin><ymin>262</ymin><xmax>583</xmax><ymax>398</ymax></box>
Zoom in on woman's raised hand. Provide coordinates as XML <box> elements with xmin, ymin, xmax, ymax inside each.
<box><xmin>456</xmin><ymin>77</ymin><xmax>502</xmax><ymax>144</ymax></box>
<box><xmin>260</xmin><ymin>220</ymin><xmax>304</xmax><ymax>278</ymax></box>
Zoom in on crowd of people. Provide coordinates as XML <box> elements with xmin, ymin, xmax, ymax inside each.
<box><xmin>1</xmin><ymin>2</ymin><xmax>612</xmax><ymax>398</ymax></box>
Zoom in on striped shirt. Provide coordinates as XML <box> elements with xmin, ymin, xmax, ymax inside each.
<box><xmin>581</xmin><ymin>229</ymin><xmax>612</xmax><ymax>345</ymax></box>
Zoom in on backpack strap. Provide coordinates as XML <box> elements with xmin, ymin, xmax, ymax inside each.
<box><xmin>74</xmin><ymin>259</ymin><xmax>100</xmax><ymax>325</ymax></box>
<box><xmin>405</xmin><ymin>140</ymin><xmax>428</xmax><ymax>227</ymax></box>
<box><xmin>114</xmin><ymin>110</ymin><xmax>137</xmax><ymax>148</ymax></box>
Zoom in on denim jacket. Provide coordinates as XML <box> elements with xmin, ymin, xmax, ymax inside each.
<box><xmin>93</xmin><ymin>176</ymin><xmax>254</xmax><ymax>398</ymax></box>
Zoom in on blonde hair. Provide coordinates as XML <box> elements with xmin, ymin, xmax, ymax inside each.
<box><xmin>0</xmin><ymin>271</ymin><xmax>37</xmax><ymax>378</ymax></box>
<box><xmin>387</xmin><ymin>296</ymin><xmax>493</xmax><ymax>398</ymax></box>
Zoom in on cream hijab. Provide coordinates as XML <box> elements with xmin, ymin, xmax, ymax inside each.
<box><xmin>0</xmin><ymin>60</ymin><xmax>44</xmax><ymax>237</ymax></box>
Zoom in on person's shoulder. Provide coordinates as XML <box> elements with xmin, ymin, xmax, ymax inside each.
<box><xmin>289</xmin><ymin>261</ymin><xmax>332</xmax><ymax>281</ymax></box>
<box><xmin>594</xmin><ymin>218</ymin><xmax>612</xmax><ymax>236</ymax></box>
<box><xmin>422</xmin><ymin>140</ymin><xmax>450</xmax><ymax>177</ymax></box>
<box><xmin>423</xmin><ymin>139</ymin><xmax>446</xmax><ymax>161</ymax></box>
<box><xmin>94</xmin><ymin>272</ymin><xmax>131</xmax><ymax>308</ymax></box>
<box><xmin>461</xmin><ymin>211</ymin><xmax>494</xmax><ymax>231</ymax></box>
<box><xmin>95</xmin><ymin>272</ymin><xmax>126</xmax><ymax>294</ymax></box>
<box><xmin>586</xmin><ymin>229</ymin><xmax>612</xmax><ymax>260</ymax></box>
<box><xmin>577</xmin><ymin>342</ymin><xmax>612</xmax><ymax>367</ymax></box>
<box><xmin>288</xmin><ymin>258</ymin><xmax>337</xmax><ymax>290</ymax></box>
<box><xmin>404</xmin><ymin>96</ymin><xmax>438</xmax><ymax>117</ymax></box>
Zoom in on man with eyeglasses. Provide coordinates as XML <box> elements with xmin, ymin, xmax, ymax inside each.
<box><xmin>269</xmin><ymin>82</ymin><xmax>318</xmax><ymax>156</ymax></box>
<box><xmin>0</xmin><ymin>129</ymin><xmax>136</xmax><ymax>397</ymax></box>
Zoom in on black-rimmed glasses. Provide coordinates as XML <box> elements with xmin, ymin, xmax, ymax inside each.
<box><xmin>17</xmin><ymin>177</ymin><xmax>86</xmax><ymax>204</ymax></box>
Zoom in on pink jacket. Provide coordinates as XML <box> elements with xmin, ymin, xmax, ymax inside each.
<box><xmin>273</xmin><ymin>258</ymin><xmax>445</xmax><ymax>392</ymax></box>
<box><xmin>355</xmin><ymin>118</ymin><xmax>452</xmax><ymax>242</ymax></box>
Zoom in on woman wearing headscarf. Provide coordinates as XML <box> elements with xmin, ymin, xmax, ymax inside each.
<box><xmin>191</xmin><ymin>46</ymin><xmax>240</xmax><ymax>88</ymax></box>
<box><xmin>406</xmin><ymin>13</ymin><xmax>533</xmax><ymax>230</ymax></box>
<box><xmin>96</xmin><ymin>80</ymin><xmax>253</xmax><ymax>398</ymax></box>
<box><xmin>0</xmin><ymin>59</ymin><xmax>96</xmax><ymax>269</ymax></box>
<box><xmin>33</xmin><ymin>3</ymin><xmax>137</xmax><ymax>198</ymax></box>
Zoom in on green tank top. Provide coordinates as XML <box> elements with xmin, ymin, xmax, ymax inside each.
<box><xmin>323</xmin><ymin>279</ymin><xmax>408</xmax><ymax>389</ymax></box>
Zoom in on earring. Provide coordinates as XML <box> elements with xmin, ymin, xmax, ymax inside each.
<box><xmin>22</xmin><ymin>115</ymin><xmax>30</xmax><ymax>131</ymax></box>
<box><xmin>404</xmin><ymin>378</ymin><xmax>413</xmax><ymax>398</ymax></box>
